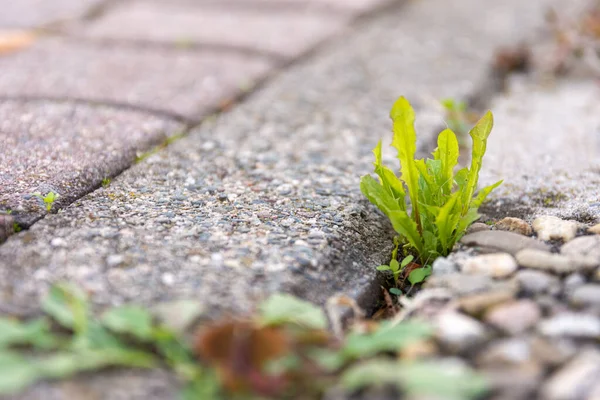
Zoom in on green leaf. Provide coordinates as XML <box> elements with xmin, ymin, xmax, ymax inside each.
<box><xmin>400</xmin><ymin>255</ymin><xmax>414</xmax><ymax>269</ymax></box>
<box><xmin>376</xmin><ymin>265</ymin><xmax>391</xmax><ymax>271</ymax></box>
<box><xmin>342</xmin><ymin>321</ymin><xmax>432</xmax><ymax>359</ymax></box>
<box><xmin>258</xmin><ymin>293</ymin><xmax>327</xmax><ymax>330</ymax></box>
<box><xmin>342</xmin><ymin>359</ymin><xmax>489</xmax><ymax>400</ymax></box>
<box><xmin>399</xmin><ymin>360</ymin><xmax>489</xmax><ymax>400</ymax></box>
<box><xmin>408</xmin><ymin>266</ymin><xmax>432</xmax><ymax>285</ymax></box>
<box><xmin>373</xmin><ymin>141</ymin><xmax>406</xmax><ymax>209</ymax></box>
<box><xmin>0</xmin><ymin>351</ymin><xmax>40</xmax><ymax>394</ymax></box>
<box><xmin>307</xmin><ymin>348</ymin><xmax>347</xmax><ymax>372</ymax></box>
<box><xmin>389</xmin><ymin>288</ymin><xmax>402</xmax><ymax>296</ymax></box>
<box><xmin>390</xmin><ymin>97</ymin><xmax>422</xmax><ymax>232</ymax></box>
<box><xmin>102</xmin><ymin>305</ymin><xmax>154</xmax><ymax>341</ymax></box>
<box><xmin>387</xmin><ymin>210</ymin><xmax>423</xmax><ymax>256</ymax></box>
<box><xmin>41</xmin><ymin>283</ymin><xmax>88</xmax><ymax>331</ymax></box>
<box><xmin>341</xmin><ymin>358</ymin><xmax>402</xmax><ymax>391</ymax></box>
<box><xmin>389</xmin><ymin>259</ymin><xmax>400</xmax><ymax>273</ymax></box>
<box><xmin>462</xmin><ymin>111</ymin><xmax>493</xmax><ymax>213</ymax></box>
<box><xmin>432</xmin><ymin>129</ymin><xmax>459</xmax><ymax>195</ymax></box>
<box><xmin>0</xmin><ymin>318</ymin><xmax>58</xmax><ymax>349</ymax></box>
<box><xmin>471</xmin><ymin>179</ymin><xmax>503</xmax><ymax>208</ymax></box>
<box><xmin>434</xmin><ymin>192</ymin><xmax>460</xmax><ymax>252</ymax></box>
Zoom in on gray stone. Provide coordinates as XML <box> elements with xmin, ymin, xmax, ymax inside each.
<box><xmin>466</xmin><ymin>222</ymin><xmax>490</xmax><ymax>234</ymax></box>
<box><xmin>495</xmin><ymin>217</ymin><xmax>533</xmax><ymax>236</ymax></box>
<box><xmin>460</xmin><ymin>231</ymin><xmax>550</xmax><ymax>256</ymax></box>
<box><xmin>0</xmin><ymin>214</ymin><xmax>15</xmax><ymax>243</ymax></box>
<box><xmin>561</xmin><ymin>235</ymin><xmax>600</xmax><ymax>266</ymax></box>
<box><xmin>459</xmin><ymin>253</ymin><xmax>518</xmax><ymax>278</ymax></box>
<box><xmin>515</xmin><ymin>270</ymin><xmax>561</xmax><ymax>296</ymax></box>
<box><xmin>458</xmin><ymin>290</ymin><xmax>516</xmax><ymax>317</ymax></box>
<box><xmin>588</xmin><ymin>223</ymin><xmax>600</xmax><ymax>235</ymax></box>
<box><xmin>564</xmin><ymin>273</ymin><xmax>587</xmax><ymax>295</ymax></box>
<box><xmin>541</xmin><ymin>350</ymin><xmax>600</xmax><ymax>400</ymax></box>
<box><xmin>431</xmin><ymin>257</ymin><xmax>458</xmax><ymax>276</ymax></box>
<box><xmin>569</xmin><ymin>284</ymin><xmax>600</xmax><ymax>308</ymax></box>
<box><xmin>530</xmin><ymin>336</ymin><xmax>578</xmax><ymax>367</ymax></box>
<box><xmin>475</xmin><ymin>338</ymin><xmax>532</xmax><ymax>366</ymax></box>
<box><xmin>532</xmin><ymin>215</ymin><xmax>579</xmax><ymax>242</ymax></box>
<box><xmin>538</xmin><ymin>313</ymin><xmax>600</xmax><ymax>338</ymax></box>
<box><xmin>480</xmin><ymin>363</ymin><xmax>543</xmax><ymax>400</ymax></box>
<box><xmin>515</xmin><ymin>249</ymin><xmax>596</xmax><ymax>274</ymax></box>
<box><xmin>484</xmin><ymin>300</ymin><xmax>541</xmax><ymax>335</ymax></box>
<box><xmin>434</xmin><ymin>311</ymin><xmax>488</xmax><ymax>352</ymax></box>
<box><xmin>424</xmin><ymin>273</ymin><xmax>517</xmax><ymax>297</ymax></box>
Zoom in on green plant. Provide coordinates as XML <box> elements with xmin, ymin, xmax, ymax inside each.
<box><xmin>101</xmin><ymin>178</ymin><xmax>111</xmax><ymax>187</ymax></box>
<box><xmin>360</xmin><ymin>96</ymin><xmax>502</xmax><ymax>265</ymax></box>
<box><xmin>31</xmin><ymin>192</ymin><xmax>60</xmax><ymax>212</ymax></box>
<box><xmin>441</xmin><ymin>98</ymin><xmax>472</xmax><ymax>141</ymax></box>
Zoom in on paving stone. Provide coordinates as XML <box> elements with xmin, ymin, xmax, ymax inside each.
<box><xmin>479</xmin><ymin>77</ymin><xmax>600</xmax><ymax>222</ymax></box>
<box><xmin>0</xmin><ymin>38</ymin><xmax>274</xmax><ymax>119</ymax></box>
<box><xmin>68</xmin><ymin>1</ymin><xmax>349</xmax><ymax>58</ymax></box>
<box><xmin>0</xmin><ymin>0</ymin><xmax>101</xmax><ymax>28</ymax></box>
<box><xmin>0</xmin><ymin>100</ymin><xmax>183</xmax><ymax>229</ymax></box>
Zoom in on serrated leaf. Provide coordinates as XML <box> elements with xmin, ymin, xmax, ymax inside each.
<box><xmin>342</xmin><ymin>359</ymin><xmax>488</xmax><ymax>400</ymax></box>
<box><xmin>0</xmin><ymin>318</ymin><xmax>57</xmax><ymax>349</ymax></box>
<box><xmin>471</xmin><ymin>180</ymin><xmax>503</xmax><ymax>208</ymax></box>
<box><xmin>258</xmin><ymin>293</ymin><xmax>327</xmax><ymax>330</ymax></box>
<box><xmin>390</xmin><ymin>97</ymin><xmax>422</xmax><ymax>232</ymax></box>
<box><xmin>373</xmin><ymin>141</ymin><xmax>406</xmax><ymax>210</ymax></box>
<box><xmin>462</xmin><ymin>111</ymin><xmax>493</xmax><ymax>213</ymax></box>
<box><xmin>102</xmin><ymin>305</ymin><xmax>154</xmax><ymax>341</ymax></box>
<box><xmin>433</xmin><ymin>129</ymin><xmax>459</xmax><ymax>195</ymax></box>
<box><xmin>434</xmin><ymin>192</ymin><xmax>460</xmax><ymax>252</ymax></box>
<box><xmin>41</xmin><ymin>283</ymin><xmax>88</xmax><ymax>331</ymax></box>
<box><xmin>408</xmin><ymin>266</ymin><xmax>432</xmax><ymax>285</ymax></box>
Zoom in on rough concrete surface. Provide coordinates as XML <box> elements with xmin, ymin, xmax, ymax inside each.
<box><xmin>0</xmin><ymin>39</ymin><xmax>274</xmax><ymax>119</ymax></box>
<box><xmin>0</xmin><ymin>0</ymin><xmax>102</xmax><ymax>28</ymax></box>
<box><xmin>480</xmin><ymin>77</ymin><xmax>600</xmax><ymax>222</ymax></box>
<box><xmin>0</xmin><ymin>100</ymin><xmax>183</xmax><ymax>228</ymax></box>
<box><xmin>68</xmin><ymin>1</ymin><xmax>349</xmax><ymax>58</ymax></box>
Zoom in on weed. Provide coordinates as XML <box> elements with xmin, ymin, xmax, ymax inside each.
<box><xmin>360</xmin><ymin>96</ymin><xmax>501</xmax><ymax>267</ymax></box>
<box><xmin>1</xmin><ymin>283</ymin><xmax>489</xmax><ymax>399</ymax></box>
<box><xmin>13</xmin><ymin>223</ymin><xmax>21</xmax><ymax>233</ymax></box>
<box><xmin>31</xmin><ymin>191</ymin><xmax>60</xmax><ymax>212</ymax></box>
<box><xmin>101</xmin><ymin>177</ymin><xmax>111</xmax><ymax>187</ymax></box>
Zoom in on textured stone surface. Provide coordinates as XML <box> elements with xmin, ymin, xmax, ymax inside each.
<box><xmin>70</xmin><ymin>1</ymin><xmax>348</xmax><ymax>58</ymax></box>
<box><xmin>479</xmin><ymin>78</ymin><xmax>600</xmax><ymax>222</ymax></box>
<box><xmin>0</xmin><ymin>0</ymin><xmax>101</xmax><ymax>28</ymax></box>
<box><xmin>460</xmin><ymin>230</ymin><xmax>551</xmax><ymax>255</ymax></box>
<box><xmin>0</xmin><ymin>39</ymin><xmax>274</xmax><ymax>119</ymax></box>
<box><xmin>0</xmin><ymin>100</ymin><xmax>183</xmax><ymax>228</ymax></box>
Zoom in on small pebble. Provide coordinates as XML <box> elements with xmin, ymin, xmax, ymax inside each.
<box><xmin>515</xmin><ymin>249</ymin><xmax>595</xmax><ymax>274</ymax></box>
<box><xmin>106</xmin><ymin>254</ymin><xmax>124</xmax><ymax>267</ymax></box>
<box><xmin>532</xmin><ymin>215</ymin><xmax>578</xmax><ymax>242</ymax></box>
<box><xmin>431</xmin><ymin>257</ymin><xmax>459</xmax><ymax>276</ymax></box>
<box><xmin>459</xmin><ymin>290</ymin><xmax>515</xmax><ymax>316</ymax></box>
<box><xmin>568</xmin><ymin>284</ymin><xmax>600</xmax><ymax>308</ymax></box>
<box><xmin>161</xmin><ymin>272</ymin><xmax>176</xmax><ymax>286</ymax></box>
<box><xmin>485</xmin><ymin>300</ymin><xmax>541</xmax><ymax>335</ymax></box>
<box><xmin>588</xmin><ymin>223</ymin><xmax>600</xmax><ymax>235</ymax></box>
<box><xmin>537</xmin><ymin>313</ymin><xmax>600</xmax><ymax>338</ymax></box>
<box><xmin>460</xmin><ymin>253</ymin><xmax>518</xmax><ymax>278</ymax></box>
<box><xmin>495</xmin><ymin>217</ymin><xmax>532</xmax><ymax>236</ymax></box>
<box><xmin>541</xmin><ymin>350</ymin><xmax>600</xmax><ymax>400</ymax></box>
<box><xmin>434</xmin><ymin>311</ymin><xmax>488</xmax><ymax>351</ymax></box>
<box><xmin>466</xmin><ymin>222</ymin><xmax>490</xmax><ymax>234</ymax></box>
<box><xmin>460</xmin><ymin>230</ymin><xmax>550</xmax><ymax>255</ymax></box>
<box><xmin>561</xmin><ymin>235</ymin><xmax>600</xmax><ymax>266</ymax></box>
<box><xmin>515</xmin><ymin>270</ymin><xmax>561</xmax><ymax>296</ymax></box>
<box><xmin>50</xmin><ymin>237</ymin><xmax>67</xmax><ymax>247</ymax></box>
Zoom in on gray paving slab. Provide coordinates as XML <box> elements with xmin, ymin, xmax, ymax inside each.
<box><xmin>1</xmin><ymin>0</ymin><xmax>590</xmax><ymax>397</ymax></box>
<box><xmin>67</xmin><ymin>1</ymin><xmax>349</xmax><ymax>58</ymax></box>
<box><xmin>479</xmin><ymin>76</ymin><xmax>600</xmax><ymax>222</ymax></box>
<box><xmin>0</xmin><ymin>38</ymin><xmax>274</xmax><ymax>119</ymax></box>
<box><xmin>0</xmin><ymin>0</ymin><xmax>102</xmax><ymax>28</ymax></box>
<box><xmin>0</xmin><ymin>100</ymin><xmax>184</xmax><ymax>229</ymax></box>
